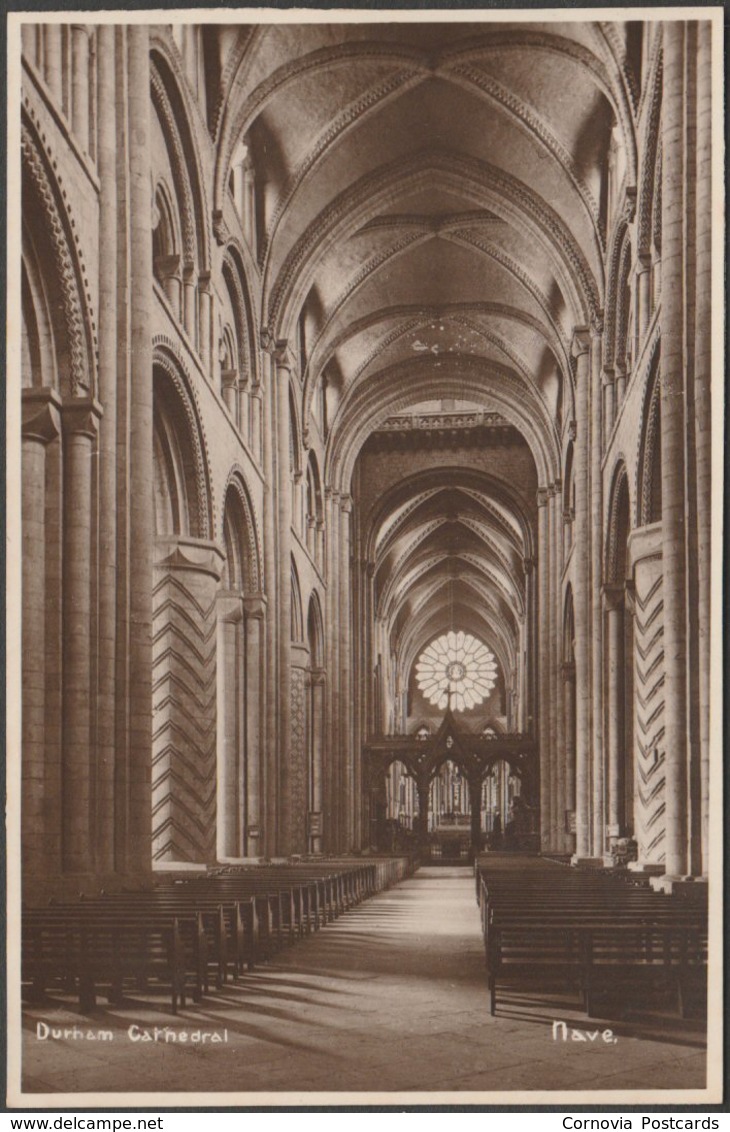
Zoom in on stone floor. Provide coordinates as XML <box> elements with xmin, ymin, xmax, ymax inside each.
<box><xmin>20</xmin><ymin>868</ymin><xmax>709</xmax><ymax>1102</ymax></box>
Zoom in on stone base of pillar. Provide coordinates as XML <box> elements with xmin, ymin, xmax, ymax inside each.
<box><xmin>628</xmin><ymin>860</ymin><xmax>665</xmax><ymax>876</ymax></box>
<box><xmin>216</xmin><ymin>856</ymin><xmax>265</xmax><ymax>865</ymax></box>
<box><xmin>650</xmin><ymin>875</ymin><xmax>708</xmax><ymax>896</ymax></box>
<box><xmin>571</xmin><ymin>855</ymin><xmax>604</xmax><ymax>869</ymax></box>
<box><xmin>152</xmin><ymin>860</ymin><xmax>208</xmax><ymax>873</ymax></box>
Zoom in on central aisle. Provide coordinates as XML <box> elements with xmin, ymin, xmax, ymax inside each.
<box><xmin>22</xmin><ymin>867</ymin><xmax>706</xmax><ymax>1097</ymax></box>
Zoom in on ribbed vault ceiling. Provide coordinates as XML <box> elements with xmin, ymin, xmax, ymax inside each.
<box><xmin>214</xmin><ymin>19</ymin><xmax>630</xmax><ymax>718</ymax></box>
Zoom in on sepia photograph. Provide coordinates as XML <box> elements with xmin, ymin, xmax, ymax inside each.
<box><xmin>5</xmin><ymin>6</ymin><xmax>724</xmax><ymax>1108</ymax></box>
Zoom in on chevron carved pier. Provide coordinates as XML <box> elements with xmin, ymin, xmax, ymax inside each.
<box><xmin>152</xmin><ymin>540</ymin><xmax>225</xmax><ymax>863</ymax></box>
<box><xmin>631</xmin><ymin>555</ymin><xmax>665</xmax><ymax>866</ymax></box>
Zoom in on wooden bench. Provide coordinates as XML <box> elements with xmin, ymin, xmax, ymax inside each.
<box><xmin>476</xmin><ymin>859</ymin><xmax>707</xmax><ymax>1020</ymax></box>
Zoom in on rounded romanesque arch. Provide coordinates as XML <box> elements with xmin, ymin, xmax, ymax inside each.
<box><xmin>21</xmin><ymin>114</ymin><xmax>97</xmax><ymax>398</ymax></box>
<box><xmin>636</xmin><ymin>349</ymin><xmax>663</xmax><ymax>527</ymax></box>
<box><xmin>153</xmin><ymin>346</ymin><xmax>213</xmax><ymax>539</ymax></box>
<box><xmin>605</xmin><ymin>459</ymin><xmax>632</xmax><ymax>585</ymax></box>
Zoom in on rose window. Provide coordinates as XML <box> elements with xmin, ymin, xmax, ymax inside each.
<box><xmin>415</xmin><ymin>631</ymin><xmax>498</xmax><ymax>712</ymax></box>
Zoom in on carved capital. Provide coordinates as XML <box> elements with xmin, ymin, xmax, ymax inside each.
<box><xmin>601</xmin><ymin>583</ymin><xmax>625</xmax><ymax>613</ymax></box>
<box><xmin>243</xmin><ymin>593</ymin><xmax>267</xmax><ymax>622</ymax></box>
<box><xmin>571</xmin><ymin>326</ymin><xmax>591</xmax><ymax>359</ymax></box>
<box><xmin>155</xmin><ymin>535</ymin><xmax>226</xmax><ymax>583</ymax></box>
<box><xmin>261</xmin><ymin>328</ymin><xmax>295</xmax><ymax>371</ymax></box>
<box><xmin>22</xmin><ymin>388</ymin><xmax>62</xmax><ymax>445</ymax></box>
<box><xmin>623</xmin><ymin>185</ymin><xmax>637</xmax><ymax>223</ymax></box>
<box><xmin>340</xmin><ymin>494</ymin><xmax>353</xmax><ymax>514</ymax></box>
<box><xmin>590</xmin><ymin>309</ymin><xmax>604</xmax><ymax>338</ymax></box>
<box><xmin>212</xmin><ymin>209</ymin><xmax>229</xmax><ymax>246</ymax></box>
<box><xmin>62</xmin><ymin>397</ymin><xmax>102</xmax><ymax>438</ymax></box>
<box><xmin>567</xmin><ymin>420</ymin><xmax>577</xmax><ymax>441</ymax></box>
<box><xmin>217</xmin><ymin>591</ymin><xmax>244</xmax><ymax>623</ymax></box>
<box><xmin>536</xmin><ymin>486</ymin><xmax>550</xmax><ymax>508</ymax></box>
<box><xmin>549</xmin><ymin>478</ymin><xmax>562</xmax><ymax>497</ymax></box>
<box><xmin>221</xmin><ymin>367</ymin><xmax>238</xmax><ymax>391</ymax></box>
<box><xmin>154</xmin><ymin>252</ymin><xmax>181</xmax><ymax>281</ymax></box>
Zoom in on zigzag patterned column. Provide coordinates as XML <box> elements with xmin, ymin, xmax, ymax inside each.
<box><xmin>628</xmin><ymin>524</ymin><xmax>666</xmax><ymax>870</ymax></box>
<box><xmin>152</xmin><ymin>538</ymin><xmax>224</xmax><ymax>863</ymax></box>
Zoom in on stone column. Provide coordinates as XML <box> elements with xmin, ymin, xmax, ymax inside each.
<box><xmin>71</xmin><ymin>25</ymin><xmax>90</xmax><ymax>153</ymax></box>
<box><xmin>237</xmin><ymin>378</ymin><xmax>250</xmax><ymax>438</ymax></box>
<box><xmin>340</xmin><ymin>494</ymin><xmax>354</xmax><ymax>849</ymax></box>
<box><xmin>127</xmin><ymin>26</ymin><xmax>154</xmax><ymax>876</ymax></box>
<box><xmin>198</xmin><ymin>273</ymin><xmax>212</xmax><ymax>377</ymax></box>
<box><xmin>549</xmin><ymin>482</ymin><xmax>562</xmax><ymax>850</ymax></box>
<box><xmin>627</xmin><ymin>525</ymin><xmax>666</xmax><ymax>875</ymax></box>
<box><xmin>216</xmin><ymin>592</ymin><xmax>243</xmax><ymax>859</ymax></box>
<box><xmin>231</xmin><ymin>161</ymin><xmax>245</xmax><ymax>220</ymax></box>
<box><xmin>324</xmin><ymin>489</ymin><xmax>340</xmax><ymax>851</ymax></box>
<box><xmin>221</xmin><ymin>368</ymin><xmax>237</xmax><ymax>416</ymax></box>
<box><xmin>250</xmin><ymin>387</ymin><xmax>262</xmax><ymax>463</ymax></box>
<box><xmin>637</xmin><ymin>257</ymin><xmax>652</xmax><ymax>341</ymax></box>
<box><xmin>522</xmin><ymin>558</ymin><xmax>535</xmax><ymax>734</ymax></box>
<box><xmin>469</xmin><ymin>775</ymin><xmax>483</xmax><ymax>858</ymax></box>
<box><xmin>95</xmin><ymin>24</ymin><xmax>118</xmax><ymax>876</ymax></box>
<box><xmin>243</xmin><ymin>163</ymin><xmax>256</xmax><ymax>257</ymax></box>
<box><xmin>660</xmin><ymin>21</ymin><xmax>690</xmax><ymax>880</ymax></box>
<box><xmin>694</xmin><ymin>19</ymin><xmax>712</xmax><ymax>875</ymax></box>
<box><xmin>152</xmin><ymin>538</ymin><xmax>224</xmax><ymax>863</ymax></box>
<box><xmin>416</xmin><ymin>776</ymin><xmax>430</xmax><ymax>847</ymax></box>
<box><xmin>536</xmin><ymin>487</ymin><xmax>551</xmax><ymax>849</ymax></box>
<box><xmin>244</xmin><ymin>596</ymin><xmax>265</xmax><ymax>857</ymax></box>
<box><xmin>22</xmin><ymin>390</ymin><xmax>61</xmax><ymax>878</ymax></box>
<box><xmin>273</xmin><ymin>345</ymin><xmax>293</xmax><ymax>853</ymax></box>
<box><xmin>183</xmin><ymin>264</ymin><xmax>196</xmax><ymax>343</ymax></box>
<box><xmin>310</xmin><ymin>669</ymin><xmax>326</xmax><ymax>854</ymax></box>
<box><xmin>22</xmin><ymin>25</ymin><xmax>36</xmax><ymax>65</ymax></box>
<box><xmin>570</xmin><ymin>328</ymin><xmax>595</xmax><ymax>863</ymax></box>
<box><xmin>603</xmin><ymin>373</ymin><xmax>615</xmax><ymax>445</ymax></box>
<box><xmin>562</xmin><ymin>662</ymin><xmax>576</xmax><ymax>853</ymax></box>
<box><xmin>44</xmin><ymin>25</ymin><xmax>63</xmax><ymax>103</ymax></box>
<box><xmin>61</xmin><ymin>400</ymin><xmax>102</xmax><ymax>874</ymax></box>
<box><xmin>155</xmin><ymin>255</ymin><xmax>182</xmax><ymax>318</ymax></box>
<box><xmin>603</xmin><ymin>585</ymin><xmax>625</xmax><ymax>856</ymax></box>
<box><xmin>590</xmin><ymin>317</ymin><xmax>605</xmax><ymax>859</ymax></box>
<box><xmin>261</xmin><ymin>370</ymin><xmax>278</xmax><ymax>856</ymax></box>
